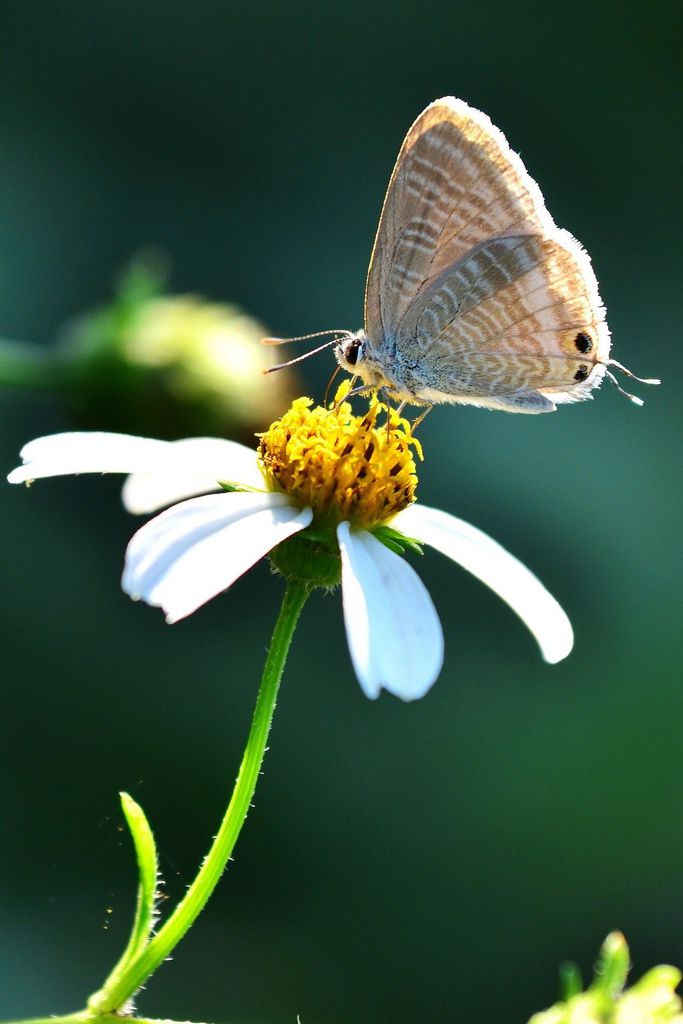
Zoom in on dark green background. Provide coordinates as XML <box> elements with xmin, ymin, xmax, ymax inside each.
<box><xmin>1</xmin><ymin>2</ymin><xmax>681</xmax><ymax>1022</ymax></box>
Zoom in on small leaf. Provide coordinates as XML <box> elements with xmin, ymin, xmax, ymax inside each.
<box><xmin>87</xmin><ymin>794</ymin><xmax>160</xmax><ymax>1014</ymax></box>
<box><xmin>119</xmin><ymin>792</ymin><xmax>159</xmax><ymax>962</ymax></box>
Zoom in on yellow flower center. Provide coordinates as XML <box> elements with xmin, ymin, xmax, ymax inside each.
<box><xmin>258</xmin><ymin>386</ymin><xmax>422</xmax><ymax>530</ymax></box>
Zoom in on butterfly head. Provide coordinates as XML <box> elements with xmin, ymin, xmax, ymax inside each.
<box><xmin>335</xmin><ymin>330</ymin><xmax>408</xmax><ymax>398</ymax></box>
<box><xmin>335</xmin><ymin>331</ymin><xmax>390</xmax><ymax>391</ymax></box>
<box><xmin>335</xmin><ymin>331</ymin><xmax>367</xmax><ymax>373</ymax></box>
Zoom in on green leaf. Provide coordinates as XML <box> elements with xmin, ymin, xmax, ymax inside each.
<box><xmin>88</xmin><ymin>793</ymin><xmax>160</xmax><ymax>1013</ymax></box>
<box><xmin>119</xmin><ymin>792</ymin><xmax>159</xmax><ymax>962</ymax></box>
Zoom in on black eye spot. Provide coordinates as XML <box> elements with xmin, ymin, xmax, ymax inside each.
<box><xmin>575</xmin><ymin>332</ymin><xmax>593</xmax><ymax>354</ymax></box>
<box><xmin>574</xmin><ymin>364</ymin><xmax>590</xmax><ymax>382</ymax></box>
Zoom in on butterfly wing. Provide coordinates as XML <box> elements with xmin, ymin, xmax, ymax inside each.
<box><xmin>397</xmin><ymin>231</ymin><xmax>609</xmax><ymax>409</ymax></box>
<box><xmin>364</xmin><ymin>96</ymin><xmax>609</xmax><ymax>409</ymax></box>
<box><xmin>365</xmin><ymin>97</ymin><xmax>552</xmax><ymax>338</ymax></box>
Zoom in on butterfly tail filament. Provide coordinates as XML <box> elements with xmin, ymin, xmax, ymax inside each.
<box><xmin>602</xmin><ymin>358</ymin><xmax>661</xmax><ymax>406</ymax></box>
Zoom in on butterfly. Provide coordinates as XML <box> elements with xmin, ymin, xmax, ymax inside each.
<box><xmin>267</xmin><ymin>97</ymin><xmax>658</xmax><ymax>412</ymax></box>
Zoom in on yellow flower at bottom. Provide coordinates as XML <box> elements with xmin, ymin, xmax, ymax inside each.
<box><xmin>258</xmin><ymin>387</ymin><xmax>422</xmax><ymax>530</ymax></box>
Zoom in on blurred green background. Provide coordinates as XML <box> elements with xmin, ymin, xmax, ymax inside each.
<box><xmin>1</xmin><ymin>2</ymin><xmax>681</xmax><ymax>1022</ymax></box>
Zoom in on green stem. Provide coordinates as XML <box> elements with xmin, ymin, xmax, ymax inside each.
<box><xmin>0</xmin><ymin>338</ymin><xmax>74</xmax><ymax>390</ymax></box>
<box><xmin>88</xmin><ymin>579</ymin><xmax>310</xmax><ymax>1014</ymax></box>
<box><xmin>3</xmin><ymin>1016</ymin><xmax>212</xmax><ymax>1024</ymax></box>
<box><xmin>1</xmin><ymin>1016</ymin><xmax>89</xmax><ymax>1024</ymax></box>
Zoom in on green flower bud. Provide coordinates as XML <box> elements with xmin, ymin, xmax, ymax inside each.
<box><xmin>58</xmin><ymin>256</ymin><xmax>298</xmax><ymax>441</ymax></box>
<box><xmin>530</xmin><ymin>936</ymin><xmax>683</xmax><ymax>1024</ymax></box>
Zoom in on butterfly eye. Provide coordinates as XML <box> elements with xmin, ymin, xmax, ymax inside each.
<box><xmin>344</xmin><ymin>339</ymin><xmax>364</xmax><ymax>367</ymax></box>
<box><xmin>574</xmin><ymin>332</ymin><xmax>593</xmax><ymax>354</ymax></box>
<box><xmin>574</xmin><ymin>364</ymin><xmax>590</xmax><ymax>382</ymax></box>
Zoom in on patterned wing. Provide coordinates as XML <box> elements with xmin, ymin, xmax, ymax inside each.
<box><xmin>397</xmin><ymin>230</ymin><xmax>610</xmax><ymax>407</ymax></box>
<box><xmin>364</xmin><ymin>97</ymin><xmax>554</xmax><ymax>343</ymax></box>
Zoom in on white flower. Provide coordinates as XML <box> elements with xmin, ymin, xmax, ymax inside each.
<box><xmin>8</xmin><ymin>423</ymin><xmax>573</xmax><ymax>702</ymax></box>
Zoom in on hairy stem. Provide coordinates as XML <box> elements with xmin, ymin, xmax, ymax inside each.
<box><xmin>88</xmin><ymin>579</ymin><xmax>310</xmax><ymax>1013</ymax></box>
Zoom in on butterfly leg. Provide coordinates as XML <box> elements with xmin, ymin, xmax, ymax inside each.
<box><xmin>345</xmin><ymin>386</ymin><xmax>376</xmax><ymax>402</ymax></box>
<box><xmin>324</xmin><ymin>364</ymin><xmax>343</xmax><ymax>407</ymax></box>
<box><xmin>332</xmin><ymin>381</ymin><xmax>376</xmax><ymax>410</ymax></box>
<box><xmin>379</xmin><ymin>394</ymin><xmax>406</xmax><ymax>437</ymax></box>
<box><xmin>411</xmin><ymin>405</ymin><xmax>433</xmax><ymax>431</ymax></box>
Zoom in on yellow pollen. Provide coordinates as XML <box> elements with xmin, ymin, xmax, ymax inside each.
<box><xmin>258</xmin><ymin>385</ymin><xmax>422</xmax><ymax>529</ymax></box>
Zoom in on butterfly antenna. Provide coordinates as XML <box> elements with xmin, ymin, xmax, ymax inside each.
<box><xmin>262</xmin><ymin>328</ymin><xmax>353</xmax><ymax>346</ymax></box>
<box><xmin>264</xmin><ymin>338</ymin><xmax>340</xmax><ymax>374</ymax></box>
<box><xmin>602</xmin><ymin>359</ymin><xmax>661</xmax><ymax>406</ymax></box>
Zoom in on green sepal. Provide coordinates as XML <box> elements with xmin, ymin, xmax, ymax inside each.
<box><xmin>218</xmin><ymin>479</ymin><xmax>261</xmax><ymax>493</ymax></box>
<box><xmin>371</xmin><ymin>524</ymin><xmax>423</xmax><ymax>557</ymax></box>
<box><xmin>295</xmin><ymin>524</ymin><xmax>337</xmax><ymax>546</ymax></box>
<box><xmin>269</xmin><ymin>530</ymin><xmax>341</xmax><ymax>588</ymax></box>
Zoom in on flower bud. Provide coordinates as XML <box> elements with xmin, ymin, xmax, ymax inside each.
<box><xmin>529</xmin><ymin>935</ymin><xmax>683</xmax><ymax>1023</ymax></box>
<box><xmin>58</xmin><ymin>257</ymin><xmax>298</xmax><ymax>441</ymax></box>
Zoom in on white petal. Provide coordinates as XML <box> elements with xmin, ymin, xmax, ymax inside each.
<box><xmin>7</xmin><ymin>432</ymin><xmax>173</xmax><ymax>483</ymax></box>
<box><xmin>8</xmin><ymin>430</ymin><xmax>264</xmax><ymax>499</ymax></box>
<box><xmin>337</xmin><ymin>522</ymin><xmax>444</xmax><ymax>701</ymax></box>
<box><xmin>123</xmin><ymin>490</ymin><xmax>311</xmax><ymax>623</ymax></box>
<box><xmin>121</xmin><ymin>437</ymin><xmax>264</xmax><ymax>513</ymax></box>
<box><xmin>392</xmin><ymin>504</ymin><xmax>573</xmax><ymax>664</ymax></box>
